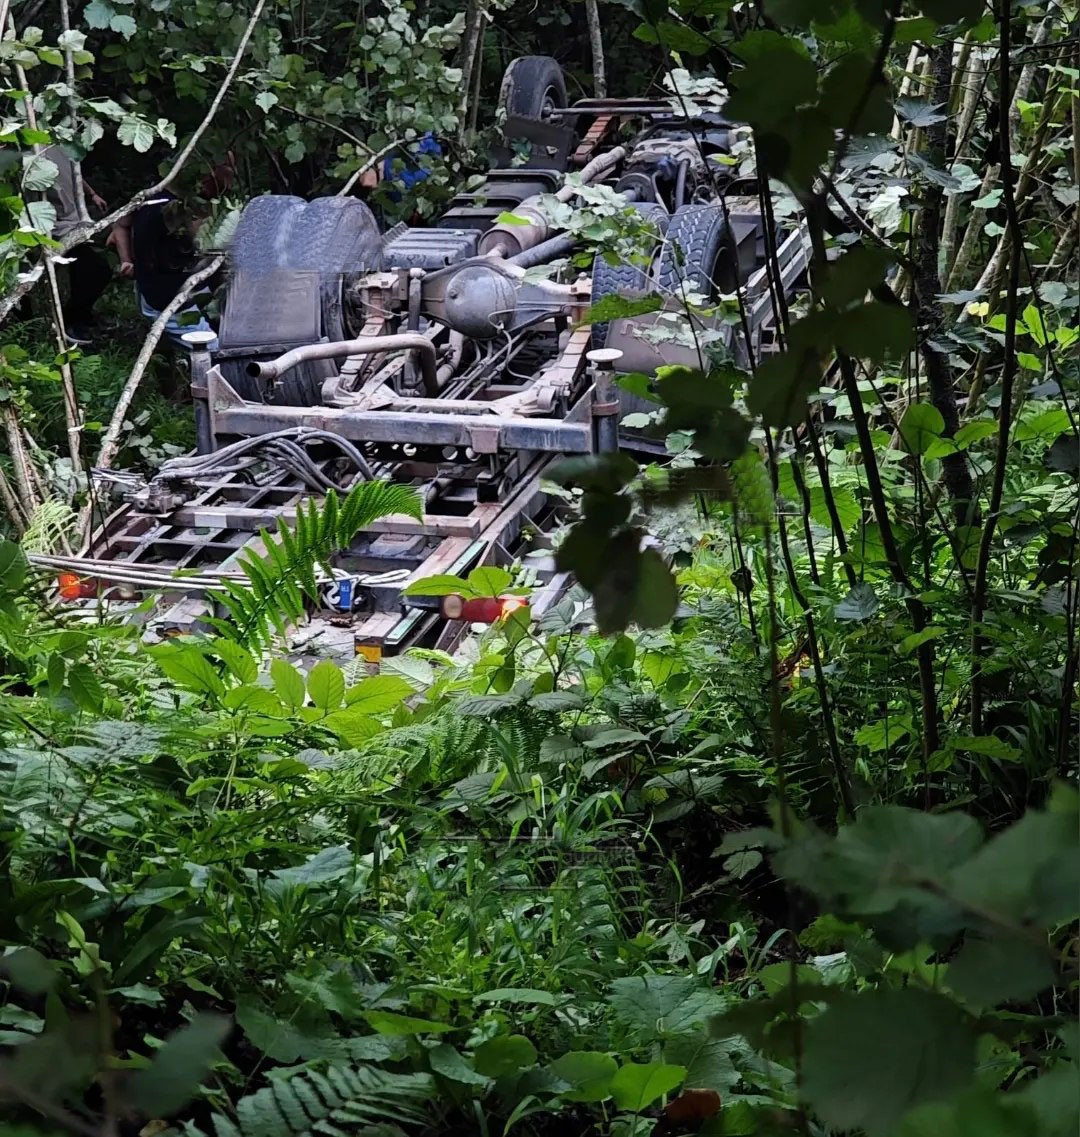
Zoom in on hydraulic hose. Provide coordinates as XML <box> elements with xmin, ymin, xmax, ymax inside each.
<box><xmin>674</xmin><ymin>158</ymin><xmax>690</xmax><ymax>210</ymax></box>
<box><xmin>554</xmin><ymin>146</ymin><xmax>628</xmax><ymax>202</ymax></box>
<box><xmin>506</xmin><ymin>232</ymin><xmax>578</xmax><ymax>268</ymax></box>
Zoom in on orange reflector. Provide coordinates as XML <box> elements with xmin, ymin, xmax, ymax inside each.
<box><xmin>440</xmin><ymin>595</ymin><xmax>528</xmax><ymax>624</ymax></box>
<box><xmin>57</xmin><ymin>573</ymin><xmax>99</xmax><ymax>601</ymax></box>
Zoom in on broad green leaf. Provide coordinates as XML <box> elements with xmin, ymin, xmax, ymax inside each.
<box><xmin>803</xmin><ymin>989</ymin><xmax>976</xmax><ymax>1136</ymax></box>
<box><xmin>151</xmin><ymin>644</ymin><xmax>224</xmax><ymax>697</ymax></box>
<box><xmin>609</xmin><ymin>1061</ymin><xmax>686</xmax><ymax>1112</ymax></box>
<box><xmin>899</xmin><ymin>403</ymin><xmax>946</xmax><ymax>455</ymax></box>
<box><xmin>270</xmin><ymin>658</ymin><xmax>306</xmax><ymax>708</ymax></box>
<box><xmin>66</xmin><ymin>664</ymin><xmax>104</xmax><ymax>712</ymax></box>
<box><xmin>948</xmin><ymin>802</ymin><xmax>1080</xmax><ymax>926</ymax></box>
<box><xmin>607</xmin><ymin>976</ymin><xmax>728</xmax><ymax>1042</ymax></box>
<box><xmin>854</xmin><ymin>718</ymin><xmax>912</xmax><ymax>752</ymax></box>
<box><xmin>270</xmin><ymin>846</ymin><xmax>353</xmax><ymax>889</ymax></box>
<box><xmin>895</xmin><ymin>1086</ymin><xmax>1042</xmax><ymax>1137</ymax></box>
<box><xmin>127</xmin><ymin>1013</ymin><xmax>230</xmax><ymax>1115</ymax></box>
<box><xmin>21</xmin><ymin>154</ymin><xmax>58</xmax><ymax>192</ymax></box>
<box><xmin>0</xmin><ymin>540</ymin><xmax>27</xmax><ymax>591</ymax></box>
<box><xmin>403</xmin><ymin>573</ymin><xmax>471</xmax><ymax>597</ymax></box>
<box><xmin>0</xmin><ymin>949</ymin><xmax>58</xmax><ymax>995</ymax></box>
<box><xmin>307</xmin><ymin>660</ymin><xmax>344</xmax><ymax>711</ymax></box>
<box><xmin>632</xmin><ymin>548</ymin><xmax>679</xmax><ymax>629</ymax></box>
<box><xmin>322</xmin><ymin>707</ymin><xmax>380</xmax><ymax>747</ymax></box>
<box><xmin>110</xmin><ymin>12</ymin><xmax>137</xmax><ymax>38</ymax></box>
<box><xmin>954</xmin><ymin>420</ymin><xmax>998</xmax><ymax>449</ymax></box>
<box><xmin>774</xmin><ymin>807</ymin><xmax>984</xmax><ymax>948</ymax></box>
<box><xmin>474</xmin><ymin>1034</ymin><xmax>537</xmax><ymax>1077</ymax></box>
<box><xmin>83</xmin><ymin>0</ymin><xmax>113</xmax><ymax>29</ymax></box>
<box><xmin>466</xmin><ymin>566</ymin><xmax>512</xmax><ymax>596</ymax></box>
<box><xmin>362</xmin><ymin>1010</ymin><xmax>453</xmax><ymax>1035</ymax></box>
<box><xmin>474</xmin><ymin>988</ymin><xmax>560</xmax><ymax>1006</ymax></box>
<box><xmin>211</xmin><ymin>640</ymin><xmax>257</xmax><ymax>684</ymax></box>
<box><xmin>946</xmin><ymin>934</ymin><xmax>1056</xmax><ymax>1007</ymax></box>
<box><xmin>898</xmin><ymin>626</ymin><xmax>944</xmax><ymax>655</ymax></box>
<box><xmin>236</xmin><ymin>1000</ymin><xmax>329</xmax><ymax>1063</ymax></box>
<box><xmin>549</xmin><ymin>1051</ymin><xmax>617</xmax><ymax>1101</ymax></box>
<box><xmin>724</xmin><ymin>45</ymin><xmax>818</xmax><ymax>131</ymax></box>
<box><xmin>429</xmin><ymin>1042</ymin><xmax>490</xmax><ymax>1085</ymax></box>
<box><xmin>117</xmin><ymin>115</ymin><xmax>154</xmax><ymax>152</ymax></box>
<box><xmin>344</xmin><ymin>674</ymin><xmax>412</xmax><ymax>713</ymax></box>
<box><xmin>662</xmin><ymin>1034</ymin><xmax>741</xmax><ymax>1094</ymax></box>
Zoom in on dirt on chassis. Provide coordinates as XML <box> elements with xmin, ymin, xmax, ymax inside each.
<box><xmin>38</xmin><ymin>59</ymin><xmax>810</xmax><ymax>670</ymax></box>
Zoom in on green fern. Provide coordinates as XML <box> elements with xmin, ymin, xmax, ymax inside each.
<box><xmin>211</xmin><ymin>479</ymin><xmax>422</xmax><ymax>655</ymax></box>
<box><xmin>21</xmin><ymin>498</ymin><xmax>77</xmax><ymax>554</ymax></box>
<box><xmin>210</xmin><ymin>1063</ymin><xmax>435</xmax><ymax>1137</ymax></box>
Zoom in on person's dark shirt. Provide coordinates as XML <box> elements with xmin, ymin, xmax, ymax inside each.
<box><xmin>133</xmin><ymin>193</ymin><xmax>198</xmax><ymax>311</ymax></box>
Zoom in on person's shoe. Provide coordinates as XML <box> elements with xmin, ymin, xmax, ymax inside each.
<box><xmin>64</xmin><ymin>324</ymin><xmax>94</xmax><ymax>346</ymax></box>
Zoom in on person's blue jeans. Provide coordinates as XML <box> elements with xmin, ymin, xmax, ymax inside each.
<box><xmin>138</xmin><ymin>289</ymin><xmax>219</xmax><ymax>351</ymax></box>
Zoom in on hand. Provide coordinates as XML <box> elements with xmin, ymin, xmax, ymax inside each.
<box><xmin>90</xmin><ymin>191</ymin><xmax>108</xmax><ymax>213</ymax></box>
<box><xmin>119</xmin><ymin>261</ymin><xmax>135</xmax><ymax>279</ymax></box>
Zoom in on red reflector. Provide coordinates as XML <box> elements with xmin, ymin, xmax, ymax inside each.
<box><xmin>57</xmin><ymin>573</ymin><xmax>99</xmax><ymax>601</ymax></box>
<box><xmin>440</xmin><ymin>595</ymin><xmax>528</xmax><ymax>623</ymax></box>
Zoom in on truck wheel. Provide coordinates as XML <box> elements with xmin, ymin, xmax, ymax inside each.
<box><xmin>654</xmin><ymin>204</ymin><xmax>737</xmax><ymax>301</ymax></box>
<box><xmin>294</xmin><ymin>196</ymin><xmax>382</xmax><ymax>344</ymax></box>
<box><xmin>589</xmin><ymin>203</ymin><xmax>668</xmax><ymax>347</ymax></box>
<box><xmin>219</xmin><ymin>195</ymin><xmax>381</xmax><ymax>407</ymax></box>
<box><xmin>498</xmin><ymin>56</ymin><xmax>567</xmax><ymax>122</ymax></box>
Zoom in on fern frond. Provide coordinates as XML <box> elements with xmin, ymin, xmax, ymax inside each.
<box><xmin>212</xmin><ymin>480</ymin><xmax>422</xmax><ymax>656</ymax></box>
<box><xmin>21</xmin><ymin>498</ymin><xmax>77</xmax><ymax>555</ymax></box>
<box><xmin>211</xmin><ymin>1063</ymin><xmax>434</xmax><ymax>1137</ymax></box>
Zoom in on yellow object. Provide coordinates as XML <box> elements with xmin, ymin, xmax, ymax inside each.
<box><xmin>356</xmin><ymin>643</ymin><xmax>382</xmax><ymax>664</ymax></box>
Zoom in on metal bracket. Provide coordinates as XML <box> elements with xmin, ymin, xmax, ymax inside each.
<box><xmin>467</xmin><ymin>424</ymin><xmax>501</xmax><ymax>454</ymax></box>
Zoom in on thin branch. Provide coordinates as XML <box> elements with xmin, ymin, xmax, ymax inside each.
<box><xmin>0</xmin><ymin>459</ymin><xmax>28</xmax><ymax>534</ymax></box>
<box><xmin>10</xmin><ymin>41</ymin><xmax>84</xmax><ymax>477</ymax></box>
<box><xmin>93</xmin><ymin>255</ymin><xmax>225</xmax><ymax>472</ymax></box>
<box><xmin>336</xmin><ymin>137</ymin><xmax>410</xmax><ymax>198</ymax></box>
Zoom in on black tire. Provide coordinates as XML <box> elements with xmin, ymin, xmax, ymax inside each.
<box><xmin>589</xmin><ymin>203</ymin><xmax>668</xmax><ymax>347</ymax></box>
<box><xmin>498</xmin><ymin>56</ymin><xmax>567</xmax><ymax>122</ymax></box>
<box><xmin>654</xmin><ymin>204</ymin><xmax>737</xmax><ymax>300</ymax></box>
<box><xmin>294</xmin><ymin>196</ymin><xmax>382</xmax><ymax>342</ymax></box>
<box><xmin>219</xmin><ymin>195</ymin><xmax>381</xmax><ymax>406</ymax></box>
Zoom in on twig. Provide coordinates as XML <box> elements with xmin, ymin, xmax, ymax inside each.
<box><xmin>0</xmin><ymin>460</ymin><xmax>27</xmax><ymax>534</ymax></box>
<box><xmin>10</xmin><ymin>40</ymin><xmax>84</xmax><ymax>477</ymax></box>
<box><xmin>94</xmin><ymin>255</ymin><xmax>225</xmax><ymax>471</ymax></box>
<box><xmin>1</xmin><ymin>403</ymin><xmax>39</xmax><ymax>518</ymax></box>
<box><xmin>0</xmin><ymin>0</ymin><xmax>267</xmax><ymax>326</ymax></box>
<box><xmin>336</xmin><ymin>138</ymin><xmax>410</xmax><ymax>198</ymax></box>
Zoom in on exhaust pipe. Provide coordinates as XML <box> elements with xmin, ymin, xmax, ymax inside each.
<box><xmin>248</xmin><ymin>333</ymin><xmax>440</xmax><ymax>396</ymax></box>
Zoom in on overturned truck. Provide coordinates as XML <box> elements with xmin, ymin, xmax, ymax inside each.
<box><xmin>53</xmin><ymin>59</ymin><xmax>810</xmax><ymax>665</ymax></box>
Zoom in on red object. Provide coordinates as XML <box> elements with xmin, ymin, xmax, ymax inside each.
<box><xmin>57</xmin><ymin>573</ymin><xmax>99</xmax><ymax>601</ymax></box>
<box><xmin>440</xmin><ymin>595</ymin><xmax>527</xmax><ymax>623</ymax></box>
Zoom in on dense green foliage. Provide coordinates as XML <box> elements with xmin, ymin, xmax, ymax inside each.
<box><xmin>0</xmin><ymin>0</ymin><xmax>1077</xmax><ymax>1134</ymax></box>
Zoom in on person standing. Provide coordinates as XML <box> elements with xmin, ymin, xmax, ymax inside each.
<box><xmin>109</xmin><ymin>162</ymin><xmax>234</xmax><ymax>352</ymax></box>
<box><xmin>42</xmin><ymin>143</ymin><xmax>112</xmax><ymax>346</ymax></box>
